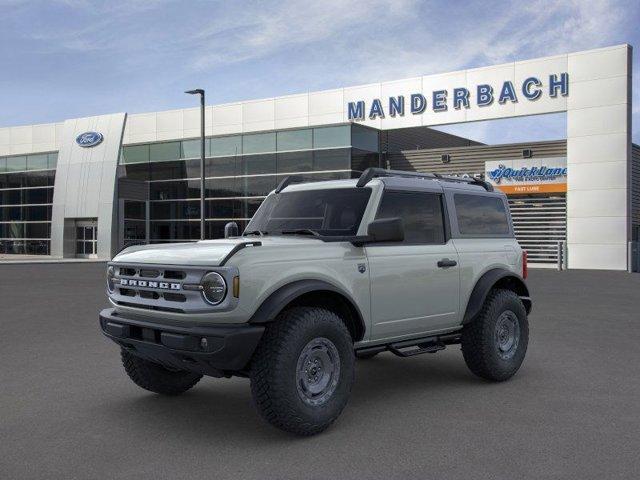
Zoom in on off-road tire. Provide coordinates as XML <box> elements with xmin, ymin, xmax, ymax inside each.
<box><xmin>461</xmin><ymin>289</ymin><xmax>529</xmax><ymax>382</ymax></box>
<box><xmin>250</xmin><ymin>307</ymin><xmax>355</xmax><ymax>436</ymax></box>
<box><xmin>121</xmin><ymin>349</ymin><xmax>202</xmax><ymax>395</ymax></box>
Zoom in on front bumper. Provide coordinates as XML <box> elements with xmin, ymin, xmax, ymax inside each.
<box><xmin>99</xmin><ymin>308</ymin><xmax>264</xmax><ymax>377</ymax></box>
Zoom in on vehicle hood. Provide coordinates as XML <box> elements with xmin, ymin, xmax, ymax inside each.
<box><xmin>112</xmin><ymin>236</ymin><xmax>325</xmax><ymax>266</ymax></box>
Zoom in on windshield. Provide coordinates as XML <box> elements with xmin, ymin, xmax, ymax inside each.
<box><xmin>245</xmin><ymin>187</ymin><xmax>372</xmax><ymax>236</ymax></box>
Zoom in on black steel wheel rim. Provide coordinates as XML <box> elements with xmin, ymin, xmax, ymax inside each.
<box><xmin>295</xmin><ymin>337</ymin><xmax>341</xmax><ymax>407</ymax></box>
<box><xmin>495</xmin><ymin>310</ymin><xmax>520</xmax><ymax>360</ymax></box>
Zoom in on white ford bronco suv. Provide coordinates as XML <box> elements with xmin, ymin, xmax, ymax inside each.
<box><xmin>100</xmin><ymin>167</ymin><xmax>531</xmax><ymax>436</ymax></box>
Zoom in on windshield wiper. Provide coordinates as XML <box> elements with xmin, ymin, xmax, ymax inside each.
<box><xmin>280</xmin><ymin>229</ymin><xmax>321</xmax><ymax>237</ymax></box>
<box><xmin>244</xmin><ymin>230</ymin><xmax>267</xmax><ymax>236</ymax></box>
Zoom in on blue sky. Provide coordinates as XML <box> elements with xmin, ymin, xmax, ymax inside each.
<box><xmin>0</xmin><ymin>0</ymin><xmax>638</xmax><ymax>144</ymax></box>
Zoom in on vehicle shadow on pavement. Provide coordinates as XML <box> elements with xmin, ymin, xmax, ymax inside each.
<box><xmin>350</xmin><ymin>351</ymin><xmax>500</xmax><ymax>401</ymax></box>
<box><xmin>93</xmin><ymin>350</ymin><xmax>490</xmax><ymax>442</ymax></box>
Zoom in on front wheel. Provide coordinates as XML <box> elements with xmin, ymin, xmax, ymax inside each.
<box><xmin>250</xmin><ymin>307</ymin><xmax>355</xmax><ymax>436</ymax></box>
<box><xmin>461</xmin><ymin>289</ymin><xmax>529</xmax><ymax>382</ymax></box>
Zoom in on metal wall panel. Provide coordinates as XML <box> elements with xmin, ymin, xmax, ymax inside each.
<box><xmin>388</xmin><ymin>140</ymin><xmax>567</xmax><ymax>175</ymax></box>
<box><xmin>382</xmin><ymin>126</ymin><xmax>482</xmax><ymax>154</ymax></box>
<box><xmin>632</xmin><ymin>144</ymin><xmax>640</xmax><ymax>231</ymax></box>
<box><xmin>50</xmin><ymin>113</ymin><xmax>126</xmax><ymax>258</ymax></box>
<box><xmin>509</xmin><ymin>195</ymin><xmax>567</xmax><ymax>264</ymax></box>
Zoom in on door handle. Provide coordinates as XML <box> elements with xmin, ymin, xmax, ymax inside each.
<box><xmin>437</xmin><ymin>258</ymin><xmax>457</xmax><ymax>268</ymax></box>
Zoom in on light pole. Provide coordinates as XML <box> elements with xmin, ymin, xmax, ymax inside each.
<box><xmin>185</xmin><ymin>88</ymin><xmax>206</xmax><ymax>240</ymax></box>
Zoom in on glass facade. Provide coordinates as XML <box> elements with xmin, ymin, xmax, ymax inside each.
<box><xmin>118</xmin><ymin>124</ymin><xmax>379</xmax><ymax>246</ymax></box>
<box><xmin>0</xmin><ymin>152</ymin><xmax>57</xmax><ymax>254</ymax></box>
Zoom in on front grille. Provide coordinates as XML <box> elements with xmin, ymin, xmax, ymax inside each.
<box><xmin>111</xmin><ymin>265</ymin><xmax>199</xmax><ymax>312</ymax></box>
<box><xmin>163</xmin><ymin>292</ymin><xmax>186</xmax><ymax>302</ymax></box>
<box><xmin>164</xmin><ymin>270</ymin><xmax>186</xmax><ymax>280</ymax></box>
<box><xmin>116</xmin><ymin>265</ymin><xmax>187</xmax><ymax>280</ymax></box>
<box><xmin>117</xmin><ymin>301</ymin><xmax>185</xmax><ymax>313</ymax></box>
<box><xmin>109</xmin><ymin>262</ymin><xmax>238</xmax><ymax>314</ymax></box>
<box><xmin>139</xmin><ymin>290</ymin><xmax>160</xmax><ymax>300</ymax></box>
<box><xmin>139</xmin><ymin>269</ymin><xmax>160</xmax><ymax>278</ymax></box>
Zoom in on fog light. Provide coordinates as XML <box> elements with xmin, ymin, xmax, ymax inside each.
<box><xmin>200</xmin><ymin>337</ymin><xmax>208</xmax><ymax>350</ymax></box>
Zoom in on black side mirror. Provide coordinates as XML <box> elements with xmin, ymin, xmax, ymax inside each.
<box><xmin>367</xmin><ymin>217</ymin><xmax>404</xmax><ymax>243</ymax></box>
<box><xmin>224</xmin><ymin>221</ymin><xmax>239</xmax><ymax>238</ymax></box>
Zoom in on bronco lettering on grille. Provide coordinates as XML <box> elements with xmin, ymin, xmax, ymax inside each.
<box><xmin>120</xmin><ymin>278</ymin><xmax>181</xmax><ymax>290</ymax></box>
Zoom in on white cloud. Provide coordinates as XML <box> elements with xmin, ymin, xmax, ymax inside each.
<box><xmin>188</xmin><ymin>0</ymin><xmax>419</xmax><ymax>71</ymax></box>
<box><xmin>3</xmin><ymin>0</ymin><xmax>638</xmax><ymax>141</ymax></box>
<box><xmin>15</xmin><ymin>0</ymin><xmax>633</xmax><ymax>79</ymax></box>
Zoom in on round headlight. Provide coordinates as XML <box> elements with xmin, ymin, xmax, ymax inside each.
<box><xmin>201</xmin><ymin>272</ymin><xmax>227</xmax><ymax>305</ymax></box>
<box><xmin>106</xmin><ymin>266</ymin><xmax>116</xmax><ymax>293</ymax></box>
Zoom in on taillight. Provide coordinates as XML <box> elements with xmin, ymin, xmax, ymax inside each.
<box><xmin>522</xmin><ymin>250</ymin><xmax>528</xmax><ymax>279</ymax></box>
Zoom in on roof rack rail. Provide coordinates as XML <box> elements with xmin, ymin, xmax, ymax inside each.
<box><xmin>275</xmin><ymin>175</ymin><xmax>301</xmax><ymax>193</ymax></box>
<box><xmin>356</xmin><ymin>167</ymin><xmax>493</xmax><ymax>192</ymax></box>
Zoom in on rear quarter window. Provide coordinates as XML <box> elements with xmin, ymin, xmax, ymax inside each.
<box><xmin>454</xmin><ymin>193</ymin><xmax>510</xmax><ymax>236</ymax></box>
<box><xmin>375</xmin><ymin>190</ymin><xmax>445</xmax><ymax>244</ymax></box>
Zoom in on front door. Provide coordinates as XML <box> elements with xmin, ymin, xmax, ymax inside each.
<box><xmin>366</xmin><ymin>189</ymin><xmax>460</xmax><ymax>341</ymax></box>
<box><xmin>76</xmin><ymin>220</ymin><xmax>98</xmax><ymax>258</ymax></box>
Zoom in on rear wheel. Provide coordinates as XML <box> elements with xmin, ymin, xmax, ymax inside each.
<box><xmin>461</xmin><ymin>289</ymin><xmax>528</xmax><ymax>382</ymax></box>
<box><xmin>250</xmin><ymin>307</ymin><xmax>355</xmax><ymax>436</ymax></box>
<box><xmin>121</xmin><ymin>349</ymin><xmax>202</xmax><ymax>395</ymax></box>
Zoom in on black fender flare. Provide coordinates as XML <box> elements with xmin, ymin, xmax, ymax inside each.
<box><xmin>248</xmin><ymin>279</ymin><xmax>366</xmax><ymax>341</ymax></box>
<box><xmin>463</xmin><ymin>268</ymin><xmax>532</xmax><ymax>324</ymax></box>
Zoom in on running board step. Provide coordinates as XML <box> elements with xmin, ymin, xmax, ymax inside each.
<box><xmin>355</xmin><ymin>332</ymin><xmax>461</xmax><ymax>358</ymax></box>
<box><xmin>388</xmin><ymin>341</ymin><xmax>446</xmax><ymax>357</ymax></box>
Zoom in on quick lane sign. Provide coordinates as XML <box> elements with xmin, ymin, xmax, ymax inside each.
<box><xmin>347</xmin><ymin>73</ymin><xmax>569</xmax><ymax>121</ymax></box>
<box><xmin>485</xmin><ymin>157</ymin><xmax>567</xmax><ymax>194</ymax></box>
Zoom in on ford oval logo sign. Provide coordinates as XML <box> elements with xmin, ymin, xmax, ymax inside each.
<box><xmin>76</xmin><ymin>131</ymin><xmax>103</xmax><ymax>148</ymax></box>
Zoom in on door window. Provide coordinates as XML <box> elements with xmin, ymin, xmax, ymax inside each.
<box><xmin>375</xmin><ymin>191</ymin><xmax>445</xmax><ymax>244</ymax></box>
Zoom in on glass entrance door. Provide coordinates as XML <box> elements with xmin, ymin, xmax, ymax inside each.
<box><xmin>76</xmin><ymin>220</ymin><xmax>98</xmax><ymax>258</ymax></box>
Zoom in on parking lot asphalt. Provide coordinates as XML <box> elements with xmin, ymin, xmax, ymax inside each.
<box><xmin>1</xmin><ymin>263</ymin><xmax>639</xmax><ymax>480</ymax></box>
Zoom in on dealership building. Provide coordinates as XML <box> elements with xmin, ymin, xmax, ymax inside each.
<box><xmin>0</xmin><ymin>44</ymin><xmax>637</xmax><ymax>271</ymax></box>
